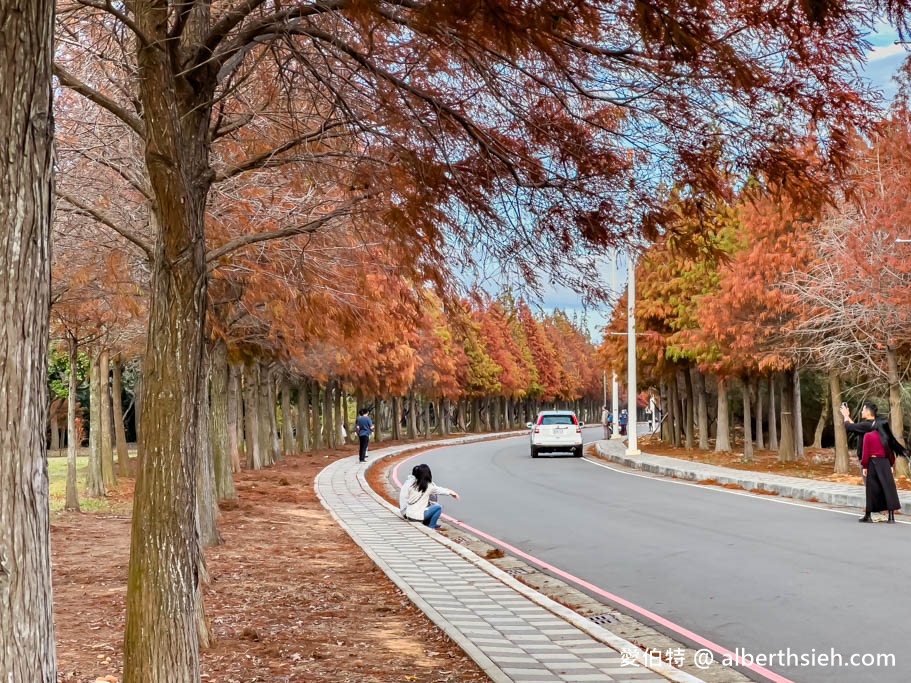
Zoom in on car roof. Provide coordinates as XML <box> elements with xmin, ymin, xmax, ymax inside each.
<box><xmin>536</xmin><ymin>410</ymin><xmax>576</xmax><ymax>415</ymax></box>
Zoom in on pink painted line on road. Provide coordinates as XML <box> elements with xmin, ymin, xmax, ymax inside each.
<box><xmin>392</xmin><ymin>452</ymin><xmax>794</xmax><ymax>683</ymax></box>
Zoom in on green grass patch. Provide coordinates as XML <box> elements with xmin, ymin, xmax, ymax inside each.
<box><xmin>47</xmin><ymin>455</ymin><xmax>111</xmax><ymax>513</ymax></box>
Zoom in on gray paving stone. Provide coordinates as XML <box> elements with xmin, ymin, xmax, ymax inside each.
<box><xmin>315</xmin><ymin>441</ymin><xmax>703</xmax><ymax>683</ymax></box>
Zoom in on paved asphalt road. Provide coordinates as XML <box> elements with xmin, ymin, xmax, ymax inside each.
<box><xmin>394</xmin><ymin>428</ymin><xmax>911</xmax><ymax>683</ymax></box>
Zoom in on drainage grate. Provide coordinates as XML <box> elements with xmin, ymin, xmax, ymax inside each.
<box><xmin>589</xmin><ymin>613</ymin><xmax>617</xmax><ymax>625</ymax></box>
<box><xmin>505</xmin><ymin>567</ymin><xmax>531</xmax><ymax>576</ymax></box>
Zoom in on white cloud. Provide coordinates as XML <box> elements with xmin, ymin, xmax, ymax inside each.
<box><xmin>868</xmin><ymin>42</ymin><xmax>908</xmax><ymax>63</ymax></box>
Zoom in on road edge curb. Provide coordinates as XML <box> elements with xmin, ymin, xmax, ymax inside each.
<box><xmin>346</xmin><ymin>434</ymin><xmax>706</xmax><ymax>683</ymax></box>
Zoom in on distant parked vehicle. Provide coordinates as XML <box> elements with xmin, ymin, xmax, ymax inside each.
<box><xmin>527</xmin><ymin>410</ymin><xmax>584</xmax><ymax>458</ymax></box>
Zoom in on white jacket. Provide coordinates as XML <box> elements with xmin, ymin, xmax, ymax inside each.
<box><xmin>399</xmin><ymin>475</ymin><xmax>454</xmax><ymax>520</ymax></box>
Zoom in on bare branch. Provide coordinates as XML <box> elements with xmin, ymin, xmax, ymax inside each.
<box><xmin>206</xmin><ymin>205</ymin><xmax>357</xmax><ymax>265</ymax></box>
<box><xmin>57</xmin><ymin>191</ymin><xmax>154</xmax><ymax>259</ymax></box>
<box><xmin>214</xmin><ymin>119</ymin><xmax>348</xmax><ymax>182</ymax></box>
<box><xmin>74</xmin><ymin>0</ymin><xmax>152</xmax><ymax>47</ymax></box>
<box><xmin>54</xmin><ymin>63</ymin><xmax>145</xmax><ymax>137</ymax></box>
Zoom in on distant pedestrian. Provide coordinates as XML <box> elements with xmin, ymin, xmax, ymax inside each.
<box><xmin>600</xmin><ymin>405</ymin><xmax>611</xmax><ymax>439</ymax></box>
<box><xmin>355</xmin><ymin>407</ymin><xmax>375</xmax><ymax>462</ymax></box>
<box><xmin>842</xmin><ymin>402</ymin><xmax>906</xmax><ymax>523</ymax></box>
<box><xmin>399</xmin><ymin>464</ymin><xmax>459</xmax><ymax>530</ymax></box>
<box><xmin>619</xmin><ymin>409</ymin><xmax>629</xmax><ymax>436</ymax></box>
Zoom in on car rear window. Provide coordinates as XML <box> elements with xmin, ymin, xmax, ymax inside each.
<box><xmin>538</xmin><ymin>415</ymin><xmax>576</xmax><ymax>425</ymax></box>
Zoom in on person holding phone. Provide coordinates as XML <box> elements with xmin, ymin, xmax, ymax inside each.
<box><xmin>841</xmin><ymin>401</ymin><xmax>906</xmax><ymax>523</ymax></box>
<box><xmin>840</xmin><ymin>401</ymin><xmax>877</xmax><ymax>481</ymax></box>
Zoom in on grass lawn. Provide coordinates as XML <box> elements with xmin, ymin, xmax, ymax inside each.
<box><xmin>47</xmin><ymin>452</ymin><xmax>135</xmax><ymax>513</ymax></box>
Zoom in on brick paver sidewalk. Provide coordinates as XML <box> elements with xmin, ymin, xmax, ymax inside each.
<box><xmin>315</xmin><ymin>436</ymin><xmax>703</xmax><ymax>683</ymax></box>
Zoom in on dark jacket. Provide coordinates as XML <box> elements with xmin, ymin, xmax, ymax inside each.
<box><xmin>844</xmin><ymin>420</ymin><xmax>875</xmax><ymax>462</ymax></box>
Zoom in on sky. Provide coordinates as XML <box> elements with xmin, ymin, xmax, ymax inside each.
<box><xmin>541</xmin><ymin>23</ymin><xmax>910</xmax><ymax>339</ymax></box>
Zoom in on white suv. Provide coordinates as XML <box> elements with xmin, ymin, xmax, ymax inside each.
<box><xmin>527</xmin><ymin>411</ymin><xmax>584</xmax><ymax>458</ymax></box>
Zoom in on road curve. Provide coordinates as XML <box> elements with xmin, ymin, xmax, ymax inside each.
<box><xmin>390</xmin><ymin>429</ymin><xmax>911</xmax><ymax>683</ymax></box>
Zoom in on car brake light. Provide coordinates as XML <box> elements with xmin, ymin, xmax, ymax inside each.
<box><xmin>576</xmin><ymin>426</ymin><xmax>582</xmax><ymax>433</ymax></box>
<box><xmin>534</xmin><ymin>428</ymin><xmax>540</xmax><ymax>434</ymax></box>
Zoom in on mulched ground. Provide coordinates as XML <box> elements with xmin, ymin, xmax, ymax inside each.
<box><xmin>52</xmin><ymin>446</ymin><xmax>489</xmax><ymax>683</ymax></box>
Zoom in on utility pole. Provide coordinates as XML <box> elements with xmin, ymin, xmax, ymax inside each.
<box><xmin>626</xmin><ymin>249</ymin><xmax>640</xmax><ymax>456</ymax></box>
<box><xmin>610</xmin><ymin>251</ymin><xmax>621</xmax><ymax>439</ymax></box>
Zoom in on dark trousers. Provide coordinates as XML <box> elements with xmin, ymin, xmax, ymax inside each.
<box><xmin>358</xmin><ymin>435</ymin><xmax>370</xmax><ymax>460</ymax></box>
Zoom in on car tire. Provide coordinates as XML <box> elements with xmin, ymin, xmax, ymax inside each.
<box><xmin>573</xmin><ymin>446</ymin><xmax>583</xmax><ymax>458</ymax></box>
<box><xmin>531</xmin><ymin>446</ymin><xmax>539</xmax><ymax>458</ymax></box>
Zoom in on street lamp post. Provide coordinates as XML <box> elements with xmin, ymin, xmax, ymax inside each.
<box><xmin>610</xmin><ymin>251</ymin><xmax>621</xmax><ymax>439</ymax></box>
<box><xmin>626</xmin><ymin>249</ymin><xmax>640</xmax><ymax>456</ymax></box>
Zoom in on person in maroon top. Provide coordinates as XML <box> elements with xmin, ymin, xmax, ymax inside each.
<box><xmin>856</xmin><ymin>417</ymin><xmax>906</xmax><ymax>523</ymax></box>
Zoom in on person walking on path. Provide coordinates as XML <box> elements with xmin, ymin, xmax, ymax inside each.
<box><xmin>356</xmin><ymin>407</ymin><xmax>375</xmax><ymax>462</ymax></box>
<box><xmin>841</xmin><ymin>401</ymin><xmax>877</xmax><ymax>481</ymax></box>
<box><xmin>619</xmin><ymin>409</ymin><xmax>629</xmax><ymax>436</ymax></box>
<box><xmin>600</xmin><ymin>405</ymin><xmax>611</xmax><ymax>439</ymax></box>
<box><xmin>399</xmin><ymin>464</ymin><xmax>459</xmax><ymax>530</ymax></box>
<box><xmin>842</xmin><ymin>403</ymin><xmax>906</xmax><ymax>523</ymax></box>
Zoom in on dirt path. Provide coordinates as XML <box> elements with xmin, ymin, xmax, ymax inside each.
<box><xmin>53</xmin><ymin>448</ymin><xmax>489</xmax><ymax>683</ymax></box>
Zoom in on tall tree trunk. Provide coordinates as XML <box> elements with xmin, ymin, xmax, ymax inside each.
<box><xmin>87</xmin><ymin>356</ymin><xmax>105</xmax><ymax>497</ymax></box>
<box><xmin>715</xmin><ymin>378</ymin><xmax>731</xmax><ymax>453</ymax></box>
<box><xmin>0</xmin><ymin>2</ymin><xmax>56</xmax><ymax>677</ymax></box>
<box><xmin>373</xmin><ymin>396</ymin><xmax>384</xmax><ymax>443</ymax></box>
<box><xmin>297</xmin><ymin>380</ymin><xmax>310</xmax><ymax>452</ymax></box>
<box><xmin>210</xmin><ymin>340</ymin><xmax>235</xmax><ymax>502</ymax></box>
<box><xmin>228</xmin><ymin>363</ymin><xmax>242</xmax><ymax>472</ymax></box>
<box><xmin>779</xmin><ymin>372</ymin><xmax>796</xmax><ymax>462</ymax></box>
<box><xmin>742</xmin><ymin>377</ymin><xmax>754</xmax><ymax>462</ymax></box>
<box><xmin>659</xmin><ymin>380</ymin><xmax>671</xmax><ymax>442</ymax></box>
<box><xmin>269</xmin><ymin>375</ymin><xmax>281</xmax><ymax>462</ymax></box>
<box><xmin>323</xmin><ymin>380</ymin><xmax>334</xmax><ymax>449</ymax></box>
<box><xmin>258</xmin><ymin>365</ymin><xmax>276</xmax><ymax>465</ymax></box>
<box><xmin>683</xmin><ymin>368</ymin><xmax>695</xmax><ymax>449</ymax></box>
<box><xmin>812</xmin><ymin>391</ymin><xmax>829</xmax><ymax>450</ymax></box>
<box><xmin>133</xmin><ymin>369</ymin><xmax>143</xmax><ymax>465</ymax></box>
<box><xmin>793</xmin><ymin>370</ymin><xmax>805</xmax><ymax>458</ymax></box>
<box><xmin>406</xmin><ymin>392</ymin><xmax>417</xmax><ymax>439</ymax></box>
<box><xmin>755</xmin><ymin>381</ymin><xmax>765</xmax><ymax>450</ymax></box>
<box><xmin>670</xmin><ymin>376</ymin><xmax>683</xmax><ymax>446</ymax></box>
<box><xmin>244</xmin><ymin>364</ymin><xmax>262</xmax><ymax>470</ymax></box>
<box><xmin>829</xmin><ymin>371</ymin><xmax>851</xmax><ymax>475</ymax></box>
<box><xmin>471</xmin><ymin>398</ymin><xmax>482</xmax><ymax>434</ymax></box>
<box><xmin>338</xmin><ymin>384</ymin><xmax>348</xmax><ymax>445</ymax></box>
<box><xmin>441</xmin><ymin>398</ymin><xmax>451</xmax><ymax>435</ymax></box>
<box><xmin>99</xmin><ymin>349</ymin><xmax>116</xmax><ymax>488</ymax></box>
<box><xmin>66</xmin><ymin>337</ymin><xmax>81</xmax><ymax>512</ymax></box>
<box><xmin>113</xmin><ymin>356</ymin><xmax>130</xmax><ymax>478</ymax></box>
<box><xmin>886</xmin><ymin>347</ymin><xmax>909</xmax><ymax>478</ymax></box>
<box><xmin>768</xmin><ymin>376</ymin><xmax>779</xmax><ymax>452</ymax></box>
<box><xmin>50</xmin><ymin>410</ymin><xmax>60</xmax><ymax>451</ymax></box>
<box><xmin>281</xmin><ymin>380</ymin><xmax>294</xmax><ymax>455</ymax></box>
<box><xmin>195</xmin><ymin>351</ymin><xmax>221</xmax><ymax>548</ymax></box>
<box><xmin>423</xmin><ymin>399</ymin><xmax>432</xmax><ymax>438</ymax></box>
<box><xmin>311</xmin><ymin>381</ymin><xmax>323</xmax><ymax>450</ymax></box>
<box><xmin>121</xmin><ymin>2</ymin><xmax>225</xmax><ymax>671</ymax></box>
<box><xmin>391</xmin><ymin>396</ymin><xmax>402</xmax><ymax>441</ymax></box>
<box><xmin>693</xmin><ymin>370</ymin><xmax>709</xmax><ymax>450</ymax></box>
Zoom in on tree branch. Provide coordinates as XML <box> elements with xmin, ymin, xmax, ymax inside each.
<box><xmin>75</xmin><ymin>0</ymin><xmax>152</xmax><ymax>47</ymax></box>
<box><xmin>54</xmin><ymin>63</ymin><xmax>145</xmax><ymax>137</ymax></box>
<box><xmin>206</xmin><ymin>205</ymin><xmax>356</xmax><ymax>265</ymax></box>
<box><xmin>213</xmin><ymin>119</ymin><xmax>347</xmax><ymax>182</ymax></box>
<box><xmin>57</xmin><ymin>191</ymin><xmax>154</xmax><ymax>259</ymax></box>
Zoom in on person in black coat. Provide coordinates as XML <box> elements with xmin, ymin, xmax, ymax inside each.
<box><xmin>840</xmin><ymin>401</ymin><xmax>878</xmax><ymax>479</ymax></box>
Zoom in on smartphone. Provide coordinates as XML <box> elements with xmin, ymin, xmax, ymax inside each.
<box><xmin>841</xmin><ymin>402</ymin><xmax>848</xmax><ymax>409</ymax></box>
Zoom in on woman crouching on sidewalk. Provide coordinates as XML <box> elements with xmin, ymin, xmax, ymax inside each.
<box><xmin>858</xmin><ymin>417</ymin><xmax>906</xmax><ymax>524</ymax></box>
<box><xmin>399</xmin><ymin>464</ymin><xmax>459</xmax><ymax>530</ymax></box>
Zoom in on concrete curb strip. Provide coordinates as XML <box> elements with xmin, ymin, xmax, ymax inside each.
<box><xmin>316</xmin><ymin>431</ymin><xmax>706</xmax><ymax>683</ymax></box>
<box><xmin>594</xmin><ymin>440</ymin><xmax>911</xmax><ymax>510</ymax></box>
